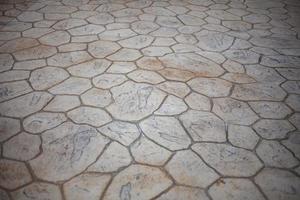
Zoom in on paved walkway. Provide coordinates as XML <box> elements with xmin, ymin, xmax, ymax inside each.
<box><xmin>0</xmin><ymin>0</ymin><xmax>300</xmax><ymax>199</ymax></box>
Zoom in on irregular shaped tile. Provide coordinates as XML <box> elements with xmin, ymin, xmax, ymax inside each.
<box><xmin>47</xmin><ymin>51</ymin><xmax>92</xmax><ymax>68</ymax></box>
<box><xmin>0</xmin><ymin>159</ymin><xmax>32</xmax><ymax>190</ymax></box>
<box><xmin>253</xmin><ymin>119</ymin><xmax>295</xmax><ymax>139</ymax></box>
<box><xmin>245</xmin><ymin>64</ymin><xmax>285</xmax><ymax>83</ymax></box>
<box><xmin>68</xmin><ymin>106</ymin><xmax>111</xmax><ymax>127</ymax></box>
<box><xmin>140</xmin><ymin>116</ymin><xmax>191</xmax><ymax>150</ymax></box>
<box><xmin>196</xmin><ymin>30</ymin><xmax>234</xmax><ymax>51</ymax></box>
<box><xmin>142</xmin><ymin>46</ymin><xmax>172</xmax><ymax>56</ymax></box>
<box><xmin>144</xmin><ymin>7</ymin><xmax>175</xmax><ymax>16</ymax></box>
<box><xmin>13</xmin><ymin>59</ymin><xmax>46</xmax><ymax>70</ymax></box>
<box><xmin>158</xmin><ymin>68</ymin><xmax>195</xmax><ymax>82</ymax></box>
<box><xmin>118</xmin><ymin>35</ymin><xmax>153</xmax><ymax>49</ymax></box>
<box><xmin>223</xmin><ymin>50</ymin><xmax>260</xmax><ymax>64</ymax></box>
<box><xmin>188</xmin><ymin>78</ymin><xmax>232</xmax><ymax>97</ymax></box>
<box><xmin>155</xmin><ymin>95</ymin><xmax>187</xmax><ymax>115</ymax></box>
<box><xmin>232</xmin><ymin>83</ymin><xmax>286</xmax><ymax>101</ymax></box>
<box><xmin>107</xmin><ymin>81</ymin><xmax>166</xmax><ymax>120</ymax></box>
<box><xmin>262</xmin><ymin>56</ymin><xmax>300</xmax><ymax>69</ymax></box>
<box><xmin>0</xmin><ymin>117</ymin><xmax>20</xmax><ymax>142</ymax></box>
<box><xmin>23</xmin><ymin>27</ymin><xmax>54</xmax><ymax>38</ymax></box>
<box><xmin>213</xmin><ymin>98</ymin><xmax>259</xmax><ymax>125</ymax></box>
<box><xmin>93</xmin><ymin>74</ymin><xmax>127</xmax><ymax>89</ymax></box>
<box><xmin>98</xmin><ymin>29</ymin><xmax>137</xmax><ymax>41</ymax></box>
<box><xmin>29</xmin><ymin>122</ymin><xmax>109</xmax><ymax>182</ymax></box>
<box><xmin>209</xmin><ymin>178</ymin><xmax>265</xmax><ymax>200</ymax></box>
<box><xmin>130</xmin><ymin>136</ymin><xmax>172</xmax><ymax>166</ymax></box>
<box><xmin>68</xmin><ymin>59</ymin><xmax>111</xmax><ymax>78</ymax></box>
<box><xmin>250</xmin><ymin>37</ymin><xmax>300</xmax><ymax>49</ymax></box>
<box><xmin>40</xmin><ymin>5</ymin><xmax>77</xmax><ymax>14</ymax></box>
<box><xmin>157</xmin><ymin>186</ymin><xmax>209</xmax><ymax>200</ymax></box>
<box><xmin>0</xmin><ymin>92</ymin><xmax>52</xmax><ymax>118</ymax></box>
<box><xmin>87</xmin><ymin>13</ymin><xmax>114</xmax><ymax>25</ymax></box>
<box><xmin>136</xmin><ymin>57</ymin><xmax>164</xmax><ymax>70</ymax></box>
<box><xmin>3</xmin><ymin>132</ymin><xmax>40</xmax><ymax>161</ymax></box>
<box><xmin>0</xmin><ymin>54</ymin><xmax>13</xmax><ymax>72</ymax></box>
<box><xmin>180</xmin><ymin>110</ymin><xmax>226</xmax><ymax>142</ymax></box>
<box><xmin>282</xmin><ymin>133</ymin><xmax>300</xmax><ymax>159</ymax></box>
<box><xmin>0</xmin><ymin>38</ymin><xmax>39</xmax><ymax>53</ymax></box>
<box><xmin>185</xmin><ymin>92</ymin><xmax>211</xmax><ymax>111</ymax></box>
<box><xmin>68</xmin><ymin>24</ymin><xmax>105</xmax><ymax>35</ymax></box>
<box><xmin>160</xmin><ymin>53</ymin><xmax>224</xmax><ymax>77</ymax></box>
<box><xmin>39</xmin><ymin>31</ymin><xmax>70</xmax><ymax>46</ymax></box>
<box><xmin>0</xmin><ymin>70</ymin><xmax>30</xmax><ymax>83</ymax></box>
<box><xmin>12</xmin><ymin>182</ymin><xmax>62</xmax><ymax>200</ymax></box>
<box><xmin>228</xmin><ymin>125</ymin><xmax>259</xmax><ymax>150</ymax></box>
<box><xmin>23</xmin><ymin>112</ymin><xmax>67</xmax><ymax>134</ymax></box>
<box><xmin>88</xmin><ymin>41</ymin><xmax>121</xmax><ymax>58</ymax></box>
<box><xmin>30</xmin><ymin>67</ymin><xmax>69</xmax><ymax>90</ymax></box>
<box><xmin>44</xmin><ymin>95</ymin><xmax>80</xmax><ymax>112</ymax></box>
<box><xmin>98</xmin><ymin>121</ymin><xmax>140</xmax><ymax>146</ymax></box>
<box><xmin>59</xmin><ymin>43</ymin><xmax>87</xmax><ymax>52</ymax></box>
<box><xmin>103</xmin><ymin>164</ymin><xmax>172</xmax><ymax>200</ymax></box>
<box><xmin>192</xmin><ymin>143</ymin><xmax>263</xmax><ymax>176</ymax></box>
<box><xmin>178</xmin><ymin>14</ymin><xmax>205</xmax><ymax>26</ymax></box>
<box><xmin>0</xmin><ymin>189</ymin><xmax>9</xmax><ymax>200</ymax></box>
<box><xmin>206</xmin><ymin>10</ymin><xmax>240</xmax><ymax>20</ymax></box>
<box><xmin>0</xmin><ymin>81</ymin><xmax>32</xmax><ymax>102</ymax></box>
<box><xmin>166</xmin><ymin>150</ymin><xmax>219</xmax><ymax>187</ymax></box>
<box><xmin>156</xmin><ymin>16</ymin><xmax>183</xmax><ymax>28</ymax></box>
<box><xmin>255</xmin><ymin>168</ymin><xmax>300</xmax><ymax>200</ymax></box>
<box><xmin>107</xmin><ymin>62</ymin><xmax>137</xmax><ymax>73</ymax></box>
<box><xmin>49</xmin><ymin>77</ymin><xmax>91</xmax><ymax>95</ymax></box>
<box><xmin>88</xmin><ymin>142</ymin><xmax>131</xmax><ymax>172</ymax></box>
<box><xmin>64</xmin><ymin>173</ymin><xmax>111</xmax><ymax>200</ymax></box>
<box><xmin>221</xmin><ymin>73</ymin><xmax>256</xmax><ymax>83</ymax></box>
<box><xmin>53</xmin><ymin>19</ymin><xmax>87</xmax><ymax>30</ymax></box>
<box><xmin>157</xmin><ymin>81</ymin><xmax>190</xmax><ymax>98</ymax></box>
<box><xmin>257</xmin><ymin>140</ymin><xmax>299</xmax><ymax>168</ymax></box>
<box><xmin>81</xmin><ymin>88</ymin><xmax>111</xmax><ymax>107</ymax></box>
<box><xmin>282</xmin><ymin>81</ymin><xmax>300</xmax><ymax>94</ymax></box>
<box><xmin>249</xmin><ymin>101</ymin><xmax>292</xmax><ymax>119</ymax></box>
<box><xmin>286</xmin><ymin>94</ymin><xmax>300</xmax><ymax>111</ymax></box>
<box><xmin>128</xmin><ymin>70</ymin><xmax>165</xmax><ymax>84</ymax></box>
<box><xmin>131</xmin><ymin>21</ymin><xmax>159</xmax><ymax>34</ymax></box>
<box><xmin>108</xmin><ymin>48</ymin><xmax>142</xmax><ymax>61</ymax></box>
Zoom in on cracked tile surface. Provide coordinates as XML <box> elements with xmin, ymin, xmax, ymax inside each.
<box><xmin>0</xmin><ymin>0</ymin><xmax>299</xmax><ymax>199</ymax></box>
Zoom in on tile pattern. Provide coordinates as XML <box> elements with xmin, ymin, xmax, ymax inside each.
<box><xmin>0</xmin><ymin>0</ymin><xmax>299</xmax><ymax>199</ymax></box>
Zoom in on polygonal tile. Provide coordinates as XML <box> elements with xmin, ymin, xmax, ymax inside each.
<box><xmin>118</xmin><ymin>35</ymin><xmax>153</xmax><ymax>49</ymax></box>
<box><xmin>249</xmin><ymin>101</ymin><xmax>292</xmax><ymax>119</ymax></box>
<box><xmin>0</xmin><ymin>54</ymin><xmax>14</xmax><ymax>72</ymax></box>
<box><xmin>68</xmin><ymin>24</ymin><xmax>105</xmax><ymax>35</ymax></box>
<box><xmin>286</xmin><ymin>94</ymin><xmax>300</xmax><ymax>111</ymax></box>
<box><xmin>131</xmin><ymin>21</ymin><xmax>159</xmax><ymax>34</ymax></box>
<box><xmin>44</xmin><ymin>95</ymin><xmax>80</xmax><ymax>112</ymax></box>
<box><xmin>68</xmin><ymin>59</ymin><xmax>111</xmax><ymax>78</ymax></box>
<box><xmin>49</xmin><ymin>77</ymin><xmax>91</xmax><ymax>95</ymax></box>
<box><xmin>39</xmin><ymin>31</ymin><xmax>70</xmax><ymax>46</ymax></box>
<box><xmin>128</xmin><ymin>70</ymin><xmax>165</xmax><ymax>84</ymax></box>
<box><xmin>184</xmin><ymin>92</ymin><xmax>211</xmax><ymax>111</ymax></box>
<box><xmin>13</xmin><ymin>45</ymin><xmax>57</xmax><ymax>60</ymax></box>
<box><xmin>157</xmin><ymin>81</ymin><xmax>190</xmax><ymax>98</ymax></box>
<box><xmin>92</xmin><ymin>74</ymin><xmax>127</xmax><ymax>89</ymax></box>
<box><xmin>0</xmin><ymin>117</ymin><xmax>20</xmax><ymax>142</ymax></box>
<box><xmin>228</xmin><ymin>125</ymin><xmax>259</xmax><ymax>150</ymax></box>
<box><xmin>155</xmin><ymin>95</ymin><xmax>187</xmax><ymax>115</ymax></box>
<box><xmin>223</xmin><ymin>50</ymin><xmax>260</xmax><ymax>64</ymax></box>
<box><xmin>53</xmin><ymin>19</ymin><xmax>87</xmax><ymax>30</ymax></box>
<box><xmin>81</xmin><ymin>88</ymin><xmax>112</xmax><ymax>107</ymax></box>
<box><xmin>196</xmin><ymin>30</ymin><xmax>234</xmax><ymax>51</ymax></box>
<box><xmin>88</xmin><ymin>41</ymin><xmax>121</xmax><ymax>58</ymax></box>
<box><xmin>157</xmin><ymin>186</ymin><xmax>209</xmax><ymax>200</ymax></box>
<box><xmin>108</xmin><ymin>48</ymin><xmax>142</xmax><ymax>61</ymax></box>
<box><xmin>47</xmin><ymin>51</ymin><xmax>92</xmax><ymax>68</ymax></box>
<box><xmin>87</xmin><ymin>13</ymin><xmax>114</xmax><ymax>24</ymax></box>
<box><xmin>0</xmin><ymin>81</ymin><xmax>32</xmax><ymax>102</ymax></box>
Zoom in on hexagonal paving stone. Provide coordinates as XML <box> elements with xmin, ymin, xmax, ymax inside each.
<box><xmin>223</xmin><ymin>50</ymin><xmax>260</xmax><ymax>64</ymax></box>
<box><xmin>107</xmin><ymin>62</ymin><xmax>137</xmax><ymax>73</ymax></box>
<box><xmin>68</xmin><ymin>59</ymin><xmax>111</xmax><ymax>78</ymax></box>
<box><xmin>107</xmin><ymin>81</ymin><xmax>166</xmax><ymax>121</ymax></box>
<box><xmin>253</xmin><ymin>119</ymin><xmax>295</xmax><ymax>139</ymax></box>
<box><xmin>49</xmin><ymin>77</ymin><xmax>91</xmax><ymax>95</ymax></box>
<box><xmin>282</xmin><ymin>133</ymin><xmax>300</xmax><ymax>159</ymax></box>
<box><xmin>188</xmin><ymin>78</ymin><xmax>232</xmax><ymax>97</ymax></box>
<box><xmin>155</xmin><ymin>95</ymin><xmax>187</xmax><ymax>115</ymax></box>
<box><xmin>29</xmin><ymin>122</ymin><xmax>109</xmax><ymax>182</ymax></box>
<box><xmin>0</xmin><ymin>70</ymin><xmax>30</xmax><ymax>83</ymax></box>
<box><xmin>180</xmin><ymin>110</ymin><xmax>226</xmax><ymax>142</ymax></box>
<box><xmin>245</xmin><ymin>64</ymin><xmax>285</xmax><ymax>83</ymax></box>
<box><xmin>0</xmin><ymin>54</ymin><xmax>14</xmax><ymax>72</ymax></box>
<box><xmin>213</xmin><ymin>98</ymin><xmax>259</xmax><ymax>125</ymax></box>
<box><xmin>30</xmin><ymin>67</ymin><xmax>69</xmax><ymax>90</ymax></box>
<box><xmin>0</xmin><ymin>81</ymin><xmax>32</xmax><ymax>102</ymax></box>
<box><xmin>64</xmin><ymin>173</ymin><xmax>111</xmax><ymax>200</ymax></box>
<box><xmin>140</xmin><ymin>116</ymin><xmax>191</xmax><ymax>150</ymax></box>
<box><xmin>11</xmin><ymin>182</ymin><xmax>63</xmax><ymax>200</ymax></box>
<box><xmin>196</xmin><ymin>30</ymin><xmax>234</xmax><ymax>52</ymax></box>
<box><xmin>256</xmin><ymin>140</ymin><xmax>299</xmax><ymax>168</ymax></box>
<box><xmin>67</xmin><ymin>106</ymin><xmax>112</xmax><ymax>127</ymax></box>
<box><xmin>17</xmin><ymin>11</ymin><xmax>43</xmax><ymax>22</ymax></box>
<box><xmin>130</xmin><ymin>136</ymin><xmax>172</xmax><ymax>166</ymax></box>
<box><xmin>157</xmin><ymin>81</ymin><xmax>190</xmax><ymax>98</ymax></box>
<box><xmin>192</xmin><ymin>143</ymin><xmax>263</xmax><ymax>176</ymax></box>
<box><xmin>0</xmin><ymin>159</ymin><xmax>32</xmax><ymax>190</ymax></box>
<box><xmin>87</xmin><ymin>13</ymin><xmax>114</xmax><ymax>25</ymax></box>
<box><xmin>98</xmin><ymin>29</ymin><xmax>137</xmax><ymax>41</ymax></box>
<box><xmin>39</xmin><ymin>31</ymin><xmax>70</xmax><ymax>46</ymax></box>
<box><xmin>88</xmin><ymin>41</ymin><xmax>121</xmax><ymax>58</ymax></box>
<box><xmin>0</xmin><ymin>117</ymin><xmax>20</xmax><ymax>142</ymax></box>
<box><xmin>209</xmin><ymin>178</ymin><xmax>265</xmax><ymax>200</ymax></box>
<box><xmin>157</xmin><ymin>186</ymin><xmax>209</xmax><ymax>200</ymax></box>
<box><xmin>98</xmin><ymin>121</ymin><xmax>140</xmax><ymax>146</ymax></box>
<box><xmin>158</xmin><ymin>68</ymin><xmax>195</xmax><ymax>82</ymax></box>
<box><xmin>68</xmin><ymin>24</ymin><xmax>105</xmax><ymax>35</ymax></box>
<box><xmin>92</xmin><ymin>74</ymin><xmax>127</xmax><ymax>89</ymax></box>
<box><xmin>286</xmin><ymin>94</ymin><xmax>300</xmax><ymax>111</ymax></box>
<box><xmin>3</xmin><ymin>131</ymin><xmax>40</xmax><ymax>161</ymax></box>
<box><xmin>0</xmin><ymin>92</ymin><xmax>53</xmax><ymax>118</ymax></box>
<box><xmin>44</xmin><ymin>95</ymin><xmax>80</xmax><ymax>112</ymax></box>
<box><xmin>0</xmin><ymin>38</ymin><xmax>39</xmax><ymax>53</ymax></box>
<box><xmin>108</xmin><ymin>48</ymin><xmax>142</xmax><ymax>61</ymax></box>
<box><xmin>159</xmin><ymin>53</ymin><xmax>225</xmax><ymax>77</ymax></box>
<box><xmin>23</xmin><ymin>112</ymin><xmax>67</xmax><ymax>134</ymax></box>
<box><xmin>53</xmin><ymin>19</ymin><xmax>87</xmax><ymax>30</ymax></box>
<box><xmin>232</xmin><ymin>83</ymin><xmax>286</xmax><ymax>101</ymax></box>
<box><xmin>131</xmin><ymin>21</ymin><xmax>159</xmax><ymax>34</ymax></box>
<box><xmin>255</xmin><ymin>168</ymin><xmax>300</xmax><ymax>200</ymax></box>
<box><xmin>13</xmin><ymin>45</ymin><xmax>57</xmax><ymax>60</ymax></box>
<box><xmin>282</xmin><ymin>81</ymin><xmax>300</xmax><ymax>94</ymax></box>
<box><xmin>166</xmin><ymin>150</ymin><xmax>219</xmax><ymax>187</ymax></box>
<box><xmin>103</xmin><ymin>164</ymin><xmax>172</xmax><ymax>200</ymax></box>
<box><xmin>88</xmin><ymin>142</ymin><xmax>131</xmax><ymax>172</ymax></box>
<box><xmin>81</xmin><ymin>88</ymin><xmax>112</xmax><ymax>107</ymax></box>
<box><xmin>137</xmin><ymin>56</ymin><xmax>164</xmax><ymax>70</ymax></box>
<box><xmin>228</xmin><ymin>125</ymin><xmax>259</xmax><ymax>150</ymax></box>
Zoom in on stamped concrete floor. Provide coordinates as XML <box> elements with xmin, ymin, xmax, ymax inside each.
<box><xmin>0</xmin><ymin>0</ymin><xmax>300</xmax><ymax>199</ymax></box>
